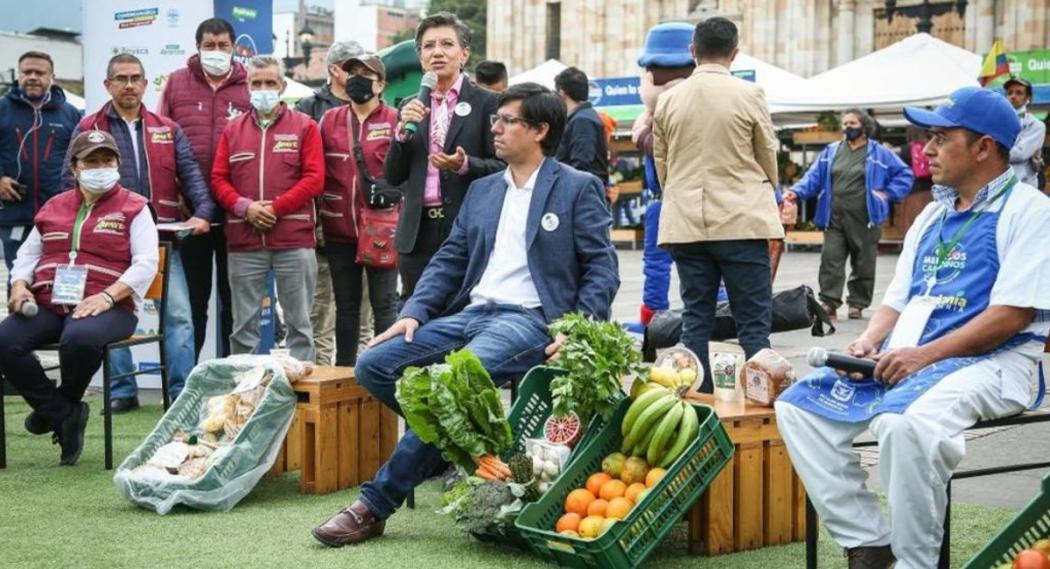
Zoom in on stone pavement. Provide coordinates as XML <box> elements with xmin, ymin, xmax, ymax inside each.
<box><xmin>2</xmin><ymin>246</ymin><xmax>1046</xmax><ymax>509</ymax></box>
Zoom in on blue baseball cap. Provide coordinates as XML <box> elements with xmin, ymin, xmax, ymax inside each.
<box><xmin>903</xmin><ymin>86</ymin><xmax>1021</xmax><ymax>149</ymax></box>
<box><xmin>638</xmin><ymin>22</ymin><xmax>695</xmax><ymax>68</ymax></box>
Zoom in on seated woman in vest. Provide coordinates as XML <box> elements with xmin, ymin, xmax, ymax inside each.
<box><xmin>0</xmin><ymin>130</ymin><xmax>158</xmax><ymax>466</ymax></box>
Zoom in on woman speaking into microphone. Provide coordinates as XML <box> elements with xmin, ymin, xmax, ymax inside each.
<box><xmin>0</xmin><ymin>130</ymin><xmax>158</xmax><ymax>466</ymax></box>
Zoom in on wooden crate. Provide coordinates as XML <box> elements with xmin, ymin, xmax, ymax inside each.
<box><xmin>268</xmin><ymin>366</ymin><xmax>400</xmax><ymax>494</ymax></box>
<box><xmin>684</xmin><ymin>394</ymin><xmax>807</xmax><ymax>555</ymax></box>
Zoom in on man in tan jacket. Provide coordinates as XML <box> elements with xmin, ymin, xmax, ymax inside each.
<box><xmin>653</xmin><ymin>17</ymin><xmax>783</xmax><ymax>386</ymax></box>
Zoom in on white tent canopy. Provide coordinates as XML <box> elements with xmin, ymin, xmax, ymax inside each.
<box><xmin>774</xmin><ymin>33</ymin><xmax>982</xmax><ymax>112</ymax></box>
<box><xmin>509</xmin><ymin>59</ymin><xmax>568</xmax><ymax>90</ymax></box>
<box><xmin>64</xmin><ymin>90</ymin><xmax>86</xmax><ymax>111</ymax></box>
<box><xmin>729</xmin><ymin>53</ymin><xmax>809</xmax><ymax>113</ymax></box>
<box><xmin>281</xmin><ymin>77</ymin><xmax>318</xmax><ymax>101</ymax></box>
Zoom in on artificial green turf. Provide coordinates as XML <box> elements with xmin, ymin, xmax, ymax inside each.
<box><xmin>0</xmin><ymin>397</ymin><xmax>1019</xmax><ymax>568</ymax></box>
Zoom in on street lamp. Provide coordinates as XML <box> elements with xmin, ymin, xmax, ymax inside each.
<box><xmin>282</xmin><ymin>24</ymin><xmax>316</xmax><ymax>79</ymax></box>
<box><xmin>884</xmin><ymin>0</ymin><xmax>967</xmax><ymax>34</ymax></box>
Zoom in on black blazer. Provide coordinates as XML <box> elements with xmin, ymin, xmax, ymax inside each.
<box><xmin>384</xmin><ymin>78</ymin><xmax>505</xmax><ymax>253</ymax></box>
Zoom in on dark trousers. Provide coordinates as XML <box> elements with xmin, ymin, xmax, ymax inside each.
<box><xmin>327</xmin><ymin>242</ymin><xmax>399</xmax><ymax>366</ymax></box>
<box><xmin>180</xmin><ymin>227</ymin><xmax>233</xmax><ymax>359</ymax></box>
<box><xmin>670</xmin><ymin>239</ymin><xmax>772</xmax><ymax>391</ymax></box>
<box><xmin>0</xmin><ymin>308</ymin><xmax>136</xmax><ymax>429</ymax></box>
<box><xmin>818</xmin><ymin>211</ymin><xmax>881</xmax><ymax>310</ymax></box>
<box><xmin>398</xmin><ymin>214</ymin><xmax>445</xmax><ymax>300</ymax></box>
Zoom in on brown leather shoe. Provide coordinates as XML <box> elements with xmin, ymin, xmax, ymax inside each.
<box><xmin>311</xmin><ymin>500</ymin><xmax>386</xmax><ymax>547</ymax></box>
<box><xmin>848</xmin><ymin>306</ymin><xmax>864</xmax><ymax>320</ymax></box>
<box><xmin>844</xmin><ymin>545</ymin><xmax>896</xmax><ymax>569</ymax></box>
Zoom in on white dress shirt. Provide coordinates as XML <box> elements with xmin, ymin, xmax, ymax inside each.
<box><xmin>11</xmin><ymin>205</ymin><xmax>160</xmax><ymax>306</ymax></box>
<box><xmin>469</xmin><ymin>161</ymin><xmax>544</xmax><ymax>308</ymax></box>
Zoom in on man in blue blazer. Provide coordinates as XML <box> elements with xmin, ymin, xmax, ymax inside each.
<box><xmin>312</xmin><ymin>82</ymin><xmax>620</xmax><ymax>547</ymax></box>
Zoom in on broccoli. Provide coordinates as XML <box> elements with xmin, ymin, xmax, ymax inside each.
<box><xmin>455</xmin><ymin>480</ymin><xmax>517</xmax><ymax>535</ymax></box>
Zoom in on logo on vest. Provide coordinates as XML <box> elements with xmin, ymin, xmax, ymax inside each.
<box><xmin>273</xmin><ymin>133</ymin><xmax>299</xmax><ymax>153</ymax></box>
<box><xmin>921</xmin><ymin>242</ymin><xmax>968</xmax><ymax>286</ymax></box>
<box><xmin>830</xmin><ymin>380</ymin><xmax>856</xmax><ymax>403</ymax></box>
<box><xmin>93</xmin><ymin>213</ymin><xmax>127</xmax><ymax>235</ymax></box>
<box><xmin>366</xmin><ymin>125</ymin><xmax>392</xmax><ymax>141</ymax></box>
<box><xmin>148</xmin><ymin>127</ymin><xmax>173</xmax><ymax>144</ymax></box>
<box><xmin>226</xmin><ymin>102</ymin><xmax>244</xmax><ymax>120</ymax></box>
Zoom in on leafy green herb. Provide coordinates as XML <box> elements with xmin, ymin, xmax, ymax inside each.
<box><xmin>548</xmin><ymin>313</ymin><xmax>642</xmax><ymax>423</ymax></box>
<box><xmin>395</xmin><ymin>349</ymin><xmax>514</xmax><ymax>471</ymax></box>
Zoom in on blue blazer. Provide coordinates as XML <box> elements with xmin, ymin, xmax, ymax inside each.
<box><xmin>791</xmin><ymin>140</ymin><xmax>914</xmax><ymax>228</ymax></box>
<box><xmin>401</xmin><ymin>159</ymin><xmax>620</xmax><ymax>325</ymax></box>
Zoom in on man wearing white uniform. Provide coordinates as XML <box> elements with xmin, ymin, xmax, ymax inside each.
<box><xmin>775</xmin><ymin>86</ymin><xmax>1050</xmax><ymax>569</ymax></box>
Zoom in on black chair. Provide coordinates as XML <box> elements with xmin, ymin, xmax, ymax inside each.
<box><xmin>804</xmin><ymin>354</ymin><xmax>1050</xmax><ymax>568</ymax></box>
<box><xmin>0</xmin><ymin>242</ymin><xmax>172</xmax><ymax>470</ymax></box>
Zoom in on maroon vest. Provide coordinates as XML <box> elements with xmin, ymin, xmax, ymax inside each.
<box><xmin>161</xmin><ymin>55</ymin><xmax>250</xmax><ymax>177</ymax></box>
<box><xmin>32</xmin><ymin>186</ymin><xmax>148</xmax><ymax>314</ymax></box>
<box><xmin>318</xmin><ymin>103</ymin><xmax>398</xmax><ymax>243</ymax></box>
<box><xmin>79</xmin><ymin>103</ymin><xmax>183</xmax><ymax>222</ymax></box>
<box><xmin>221</xmin><ymin>106</ymin><xmax>316</xmax><ymax>252</ymax></box>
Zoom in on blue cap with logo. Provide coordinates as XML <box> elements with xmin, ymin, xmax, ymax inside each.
<box><xmin>903</xmin><ymin>86</ymin><xmax>1021</xmax><ymax>149</ymax></box>
<box><xmin>637</xmin><ymin>22</ymin><xmax>695</xmax><ymax>68</ymax></box>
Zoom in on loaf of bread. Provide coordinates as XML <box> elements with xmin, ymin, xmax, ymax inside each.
<box><xmin>742</xmin><ymin>348</ymin><xmax>795</xmax><ymax>407</ymax></box>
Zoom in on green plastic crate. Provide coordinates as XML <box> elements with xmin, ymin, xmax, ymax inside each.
<box><xmin>515</xmin><ymin>398</ymin><xmax>734</xmax><ymax>569</ymax></box>
<box><xmin>963</xmin><ymin>472</ymin><xmax>1050</xmax><ymax>568</ymax></box>
<box><xmin>470</xmin><ymin>366</ymin><xmax>621</xmax><ymax>548</ymax></box>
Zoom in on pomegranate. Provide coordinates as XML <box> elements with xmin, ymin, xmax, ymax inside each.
<box><xmin>544</xmin><ymin>412</ymin><xmax>582</xmax><ymax>448</ymax></box>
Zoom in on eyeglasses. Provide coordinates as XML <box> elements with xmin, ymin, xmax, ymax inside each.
<box><xmin>490</xmin><ymin>113</ymin><xmax>532</xmax><ymax>127</ymax></box>
<box><xmin>108</xmin><ymin>75</ymin><xmax>145</xmax><ymax>86</ymax></box>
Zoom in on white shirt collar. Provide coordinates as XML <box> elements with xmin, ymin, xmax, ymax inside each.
<box><xmin>502</xmin><ymin>159</ymin><xmax>545</xmax><ymax>191</ymax></box>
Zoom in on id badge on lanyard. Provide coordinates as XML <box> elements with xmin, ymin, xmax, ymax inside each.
<box><xmin>53</xmin><ymin>252</ymin><xmax>88</xmax><ymax>305</ymax></box>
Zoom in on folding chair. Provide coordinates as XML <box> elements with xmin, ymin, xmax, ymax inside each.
<box><xmin>0</xmin><ymin>242</ymin><xmax>172</xmax><ymax>470</ymax></box>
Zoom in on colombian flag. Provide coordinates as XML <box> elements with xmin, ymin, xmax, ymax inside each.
<box><xmin>978</xmin><ymin>40</ymin><xmax>1010</xmax><ymax>87</ymax></box>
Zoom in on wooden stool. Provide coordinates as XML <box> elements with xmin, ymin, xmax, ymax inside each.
<box><xmin>684</xmin><ymin>394</ymin><xmax>807</xmax><ymax>555</ymax></box>
<box><xmin>268</xmin><ymin>366</ymin><xmax>399</xmax><ymax>494</ymax></box>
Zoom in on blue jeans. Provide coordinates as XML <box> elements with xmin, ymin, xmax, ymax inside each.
<box><xmin>355</xmin><ymin>303</ymin><xmax>551</xmax><ymax>519</ymax></box>
<box><xmin>641</xmin><ymin>201</ymin><xmax>672</xmax><ymax>311</ymax></box>
<box><xmin>670</xmin><ymin>240</ymin><xmax>772</xmax><ymax>390</ymax></box>
<box><xmin>109</xmin><ymin>252</ymin><xmax>196</xmax><ymax>400</ymax></box>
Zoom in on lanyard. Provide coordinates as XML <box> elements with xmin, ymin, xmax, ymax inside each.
<box><xmin>68</xmin><ymin>201</ymin><xmax>94</xmax><ymax>265</ymax></box>
<box><xmin>924</xmin><ymin>176</ymin><xmax>1016</xmax><ymax>294</ymax></box>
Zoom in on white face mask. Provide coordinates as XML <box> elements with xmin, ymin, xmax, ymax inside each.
<box><xmin>200</xmin><ymin>50</ymin><xmax>232</xmax><ymax>76</ymax></box>
<box><xmin>78</xmin><ymin>167</ymin><xmax>121</xmax><ymax>194</ymax></box>
<box><xmin>250</xmin><ymin>89</ymin><xmax>281</xmax><ymax>114</ymax></box>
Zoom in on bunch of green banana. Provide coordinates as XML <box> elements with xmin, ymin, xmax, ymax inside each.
<box><xmin>619</xmin><ymin>387</ymin><xmax>700</xmax><ymax>468</ymax></box>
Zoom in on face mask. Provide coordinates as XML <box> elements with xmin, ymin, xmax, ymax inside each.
<box><xmin>250</xmin><ymin>90</ymin><xmax>281</xmax><ymax>114</ymax></box>
<box><xmin>78</xmin><ymin>168</ymin><xmax>121</xmax><ymax>194</ymax></box>
<box><xmin>200</xmin><ymin>50</ymin><xmax>232</xmax><ymax>76</ymax></box>
<box><xmin>346</xmin><ymin>75</ymin><xmax>376</xmax><ymax>104</ymax></box>
<box><xmin>844</xmin><ymin>126</ymin><xmax>864</xmax><ymax>141</ymax></box>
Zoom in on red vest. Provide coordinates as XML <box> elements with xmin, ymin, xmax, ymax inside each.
<box><xmin>318</xmin><ymin>103</ymin><xmax>398</xmax><ymax>243</ymax></box>
<box><xmin>221</xmin><ymin>106</ymin><xmax>316</xmax><ymax>252</ymax></box>
<box><xmin>79</xmin><ymin>103</ymin><xmax>183</xmax><ymax>222</ymax></box>
<box><xmin>32</xmin><ymin>186</ymin><xmax>148</xmax><ymax>314</ymax></box>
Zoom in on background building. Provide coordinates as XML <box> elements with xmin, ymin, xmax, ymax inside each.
<box><xmin>487</xmin><ymin>0</ymin><xmax>1050</xmax><ymax>78</ymax></box>
<box><xmin>334</xmin><ymin>0</ymin><xmax>421</xmax><ymax>53</ymax></box>
<box><xmin>0</xmin><ymin>27</ymin><xmax>82</xmax><ymax>94</ymax></box>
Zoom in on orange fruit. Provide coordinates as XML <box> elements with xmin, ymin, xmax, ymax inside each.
<box><xmin>645</xmin><ymin>467</ymin><xmax>667</xmax><ymax>488</ymax></box>
<box><xmin>556</xmin><ymin>512</ymin><xmax>581</xmax><ymax>533</ymax></box>
<box><xmin>559</xmin><ymin>529</ymin><xmax>580</xmax><ymax>537</ymax></box>
<box><xmin>587</xmin><ymin>498</ymin><xmax>609</xmax><ymax>517</ymax></box>
<box><xmin>564</xmin><ymin>488</ymin><xmax>597</xmax><ymax>516</ymax></box>
<box><xmin>598</xmin><ymin>479</ymin><xmax>627</xmax><ymax>501</ymax></box>
<box><xmin>625</xmin><ymin>482</ymin><xmax>647</xmax><ymax>503</ymax></box>
<box><xmin>606</xmin><ymin>497</ymin><xmax>633</xmax><ymax>520</ymax></box>
<box><xmin>621</xmin><ymin>457</ymin><xmax>651</xmax><ymax>485</ymax></box>
<box><xmin>586</xmin><ymin>472</ymin><xmax>612</xmax><ymax>496</ymax></box>
<box><xmin>578</xmin><ymin>515</ymin><xmax>605</xmax><ymax>538</ymax></box>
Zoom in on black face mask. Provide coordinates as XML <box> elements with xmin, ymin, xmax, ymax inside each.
<box><xmin>346</xmin><ymin>75</ymin><xmax>376</xmax><ymax>104</ymax></box>
<box><xmin>844</xmin><ymin>126</ymin><xmax>865</xmax><ymax>141</ymax></box>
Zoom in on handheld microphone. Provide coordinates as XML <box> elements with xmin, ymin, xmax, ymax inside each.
<box><xmin>19</xmin><ymin>299</ymin><xmax>38</xmax><ymax>318</ymax></box>
<box><xmin>807</xmin><ymin>347</ymin><xmax>876</xmax><ymax>376</ymax></box>
<box><xmin>403</xmin><ymin>72</ymin><xmax>438</xmax><ymax>142</ymax></box>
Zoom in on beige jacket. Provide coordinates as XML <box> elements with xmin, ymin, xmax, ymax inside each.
<box><xmin>653</xmin><ymin>64</ymin><xmax>784</xmax><ymax>245</ymax></box>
